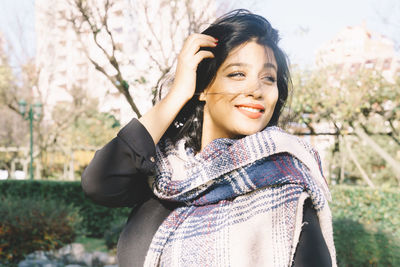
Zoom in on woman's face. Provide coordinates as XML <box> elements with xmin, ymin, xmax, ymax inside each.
<box><xmin>200</xmin><ymin>41</ymin><xmax>279</xmax><ymax>144</ymax></box>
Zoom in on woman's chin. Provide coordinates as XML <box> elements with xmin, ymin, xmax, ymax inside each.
<box><xmin>233</xmin><ymin>126</ymin><xmax>264</xmax><ymax>137</ymax></box>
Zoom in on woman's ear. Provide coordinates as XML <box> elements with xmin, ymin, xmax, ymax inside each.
<box><xmin>199</xmin><ymin>91</ymin><xmax>207</xmax><ymax>101</ymax></box>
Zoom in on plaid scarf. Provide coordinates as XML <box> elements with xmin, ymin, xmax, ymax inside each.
<box><xmin>145</xmin><ymin>126</ymin><xmax>336</xmax><ymax>266</ymax></box>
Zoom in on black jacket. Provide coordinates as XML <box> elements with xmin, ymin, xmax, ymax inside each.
<box><xmin>81</xmin><ymin>119</ymin><xmax>331</xmax><ymax>267</ymax></box>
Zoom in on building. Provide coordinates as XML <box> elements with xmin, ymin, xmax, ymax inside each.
<box><xmin>35</xmin><ymin>0</ymin><xmax>138</xmax><ymax>124</ymax></box>
<box><xmin>311</xmin><ymin>23</ymin><xmax>400</xmax><ymax>181</ymax></box>
<box><xmin>35</xmin><ymin>0</ymin><xmax>216</xmax><ymax>125</ymax></box>
<box><xmin>315</xmin><ymin>23</ymin><xmax>400</xmax><ymax>81</ymax></box>
<box><xmin>0</xmin><ymin>31</ymin><xmax>6</xmax><ymax>65</ymax></box>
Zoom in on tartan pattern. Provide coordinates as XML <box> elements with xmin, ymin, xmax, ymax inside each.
<box><xmin>145</xmin><ymin>126</ymin><xmax>334</xmax><ymax>266</ymax></box>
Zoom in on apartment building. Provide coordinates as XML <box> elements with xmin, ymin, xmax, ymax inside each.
<box><xmin>35</xmin><ymin>0</ymin><xmax>216</xmax><ymax>125</ymax></box>
<box><xmin>35</xmin><ymin>0</ymin><xmax>138</xmax><ymax>124</ymax></box>
<box><xmin>315</xmin><ymin>23</ymin><xmax>400</xmax><ymax>81</ymax></box>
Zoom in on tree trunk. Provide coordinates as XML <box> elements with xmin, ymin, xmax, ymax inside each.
<box><xmin>344</xmin><ymin>136</ymin><xmax>375</xmax><ymax>188</ymax></box>
<box><xmin>339</xmin><ymin>135</ymin><xmax>346</xmax><ymax>183</ymax></box>
<box><xmin>120</xmin><ymin>87</ymin><xmax>142</xmax><ymax>118</ymax></box>
<box><xmin>354</xmin><ymin>125</ymin><xmax>400</xmax><ymax>185</ymax></box>
<box><xmin>68</xmin><ymin>150</ymin><xmax>75</xmax><ymax>181</ymax></box>
<box><xmin>35</xmin><ymin>161</ymin><xmax>42</xmax><ymax>180</ymax></box>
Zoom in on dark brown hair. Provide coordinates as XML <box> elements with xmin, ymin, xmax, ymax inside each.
<box><xmin>164</xmin><ymin>9</ymin><xmax>291</xmax><ymax>152</ymax></box>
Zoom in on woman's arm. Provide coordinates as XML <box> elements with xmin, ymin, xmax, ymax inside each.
<box><xmin>292</xmin><ymin>198</ymin><xmax>332</xmax><ymax>267</ymax></box>
<box><xmin>81</xmin><ymin>119</ymin><xmax>156</xmax><ymax>207</ymax></box>
<box><xmin>81</xmin><ymin>34</ymin><xmax>217</xmax><ymax>207</ymax></box>
<box><xmin>139</xmin><ymin>33</ymin><xmax>216</xmax><ymax>144</ymax></box>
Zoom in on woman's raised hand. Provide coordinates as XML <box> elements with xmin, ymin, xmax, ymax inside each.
<box><xmin>138</xmin><ymin>34</ymin><xmax>216</xmax><ymax>145</ymax></box>
<box><xmin>171</xmin><ymin>33</ymin><xmax>217</xmax><ymax>102</ymax></box>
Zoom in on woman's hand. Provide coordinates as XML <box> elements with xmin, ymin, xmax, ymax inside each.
<box><xmin>170</xmin><ymin>33</ymin><xmax>217</xmax><ymax>102</ymax></box>
<box><xmin>138</xmin><ymin>33</ymin><xmax>216</xmax><ymax>145</ymax></box>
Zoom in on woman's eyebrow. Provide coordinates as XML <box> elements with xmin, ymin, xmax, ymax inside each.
<box><xmin>265</xmin><ymin>62</ymin><xmax>277</xmax><ymax>71</ymax></box>
<box><xmin>222</xmin><ymin>62</ymin><xmax>277</xmax><ymax>71</ymax></box>
<box><xmin>222</xmin><ymin>62</ymin><xmax>249</xmax><ymax>71</ymax></box>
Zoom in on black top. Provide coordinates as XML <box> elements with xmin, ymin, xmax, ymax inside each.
<box><xmin>81</xmin><ymin>118</ymin><xmax>331</xmax><ymax>267</ymax></box>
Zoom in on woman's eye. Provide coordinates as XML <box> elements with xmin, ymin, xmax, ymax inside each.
<box><xmin>263</xmin><ymin>76</ymin><xmax>276</xmax><ymax>84</ymax></box>
<box><xmin>227</xmin><ymin>72</ymin><xmax>245</xmax><ymax>78</ymax></box>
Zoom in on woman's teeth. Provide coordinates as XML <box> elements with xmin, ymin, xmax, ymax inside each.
<box><xmin>238</xmin><ymin>106</ymin><xmax>263</xmax><ymax>113</ymax></box>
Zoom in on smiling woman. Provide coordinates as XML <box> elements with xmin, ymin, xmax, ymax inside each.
<box><xmin>81</xmin><ymin>9</ymin><xmax>337</xmax><ymax>267</ymax></box>
<box><xmin>199</xmin><ymin>42</ymin><xmax>279</xmax><ymax>145</ymax></box>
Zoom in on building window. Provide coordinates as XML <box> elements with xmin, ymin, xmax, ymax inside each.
<box><xmin>335</xmin><ymin>64</ymin><xmax>344</xmax><ymax>72</ymax></box>
<box><xmin>365</xmin><ymin>59</ymin><xmax>376</xmax><ymax>69</ymax></box>
<box><xmin>382</xmin><ymin>58</ymin><xmax>392</xmax><ymax>70</ymax></box>
<box><xmin>58</xmin><ymin>55</ymin><xmax>67</xmax><ymax>62</ymax></box>
<box><xmin>114</xmin><ymin>10</ymin><xmax>123</xmax><ymax>16</ymax></box>
<box><xmin>114</xmin><ymin>27</ymin><xmax>123</xmax><ymax>33</ymax></box>
<box><xmin>350</xmin><ymin>63</ymin><xmax>361</xmax><ymax>73</ymax></box>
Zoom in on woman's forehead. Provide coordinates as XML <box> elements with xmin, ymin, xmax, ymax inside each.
<box><xmin>222</xmin><ymin>42</ymin><xmax>277</xmax><ymax>68</ymax></box>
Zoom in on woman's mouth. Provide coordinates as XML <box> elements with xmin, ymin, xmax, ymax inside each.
<box><xmin>236</xmin><ymin>104</ymin><xmax>265</xmax><ymax>119</ymax></box>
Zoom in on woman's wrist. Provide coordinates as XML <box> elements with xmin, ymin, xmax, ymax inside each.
<box><xmin>166</xmin><ymin>85</ymin><xmax>194</xmax><ymax>105</ymax></box>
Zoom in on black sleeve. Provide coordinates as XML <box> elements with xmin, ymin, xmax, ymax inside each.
<box><xmin>81</xmin><ymin>118</ymin><xmax>157</xmax><ymax>207</ymax></box>
<box><xmin>292</xmin><ymin>198</ymin><xmax>332</xmax><ymax>267</ymax></box>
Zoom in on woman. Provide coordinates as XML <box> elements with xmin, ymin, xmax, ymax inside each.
<box><xmin>82</xmin><ymin>10</ymin><xmax>336</xmax><ymax>266</ymax></box>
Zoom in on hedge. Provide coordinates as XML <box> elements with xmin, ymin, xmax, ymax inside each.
<box><xmin>1</xmin><ymin>180</ymin><xmax>399</xmax><ymax>265</ymax></box>
<box><xmin>0</xmin><ymin>196</ymin><xmax>81</xmax><ymax>265</ymax></box>
<box><xmin>0</xmin><ymin>180</ymin><xmax>131</xmax><ymax>238</ymax></box>
<box><xmin>330</xmin><ymin>185</ymin><xmax>400</xmax><ymax>266</ymax></box>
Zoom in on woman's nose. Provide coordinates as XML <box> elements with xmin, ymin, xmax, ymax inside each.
<box><xmin>245</xmin><ymin>80</ymin><xmax>263</xmax><ymax>98</ymax></box>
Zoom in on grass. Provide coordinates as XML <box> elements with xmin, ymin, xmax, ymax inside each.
<box><xmin>74</xmin><ymin>236</ymin><xmax>109</xmax><ymax>253</ymax></box>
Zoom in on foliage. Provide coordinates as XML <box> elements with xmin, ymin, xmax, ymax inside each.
<box><xmin>0</xmin><ymin>43</ymin><xmax>29</xmax><ymax>153</ymax></box>
<box><xmin>333</xmin><ymin>218</ymin><xmax>400</xmax><ymax>266</ymax></box>
<box><xmin>290</xmin><ymin>67</ymin><xmax>400</xmax><ymax>186</ymax></box>
<box><xmin>328</xmin><ymin>135</ymin><xmax>400</xmax><ymax>187</ymax></box>
<box><xmin>0</xmin><ymin>180</ymin><xmax>131</xmax><ymax>238</ymax></box>
<box><xmin>41</xmin><ymin>95</ymin><xmax>119</xmax><ymax>179</ymax></box>
<box><xmin>68</xmin><ymin>110</ymin><xmax>120</xmax><ymax>148</ymax></box>
<box><xmin>74</xmin><ymin>236</ymin><xmax>108</xmax><ymax>253</ymax></box>
<box><xmin>2</xmin><ymin>181</ymin><xmax>400</xmax><ymax>265</ymax></box>
<box><xmin>0</xmin><ymin>196</ymin><xmax>82</xmax><ymax>265</ymax></box>
<box><xmin>104</xmin><ymin>218</ymin><xmax>126</xmax><ymax>250</ymax></box>
<box><xmin>0</xmin><ymin>49</ymin><xmax>16</xmax><ymax>106</ymax></box>
<box><xmin>331</xmin><ymin>185</ymin><xmax>400</xmax><ymax>266</ymax></box>
<box><xmin>331</xmin><ymin>185</ymin><xmax>400</xmax><ymax>236</ymax></box>
<box><xmin>291</xmin><ymin>67</ymin><xmax>400</xmax><ymax>132</ymax></box>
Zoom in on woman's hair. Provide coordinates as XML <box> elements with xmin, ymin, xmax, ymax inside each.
<box><xmin>164</xmin><ymin>9</ymin><xmax>291</xmax><ymax>152</ymax></box>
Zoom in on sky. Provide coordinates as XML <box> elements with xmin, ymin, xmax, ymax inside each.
<box><xmin>0</xmin><ymin>0</ymin><xmax>399</xmax><ymax>69</ymax></box>
<box><xmin>0</xmin><ymin>0</ymin><xmax>35</xmax><ymax>68</ymax></box>
<box><xmin>240</xmin><ymin>0</ymin><xmax>400</xmax><ymax>67</ymax></box>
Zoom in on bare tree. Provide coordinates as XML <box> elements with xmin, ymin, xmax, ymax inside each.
<box><xmin>62</xmin><ymin>0</ymin><xmax>220</xmax><ymax>117</ymax></box>
<box><xmin>131</xmin><ymin>0</ymin><xmax>217</xmax><ymax>103</ymax></box>
<box><xmin>64</xmin><ymin>0</ymin><xmax>142</xmax><ymax>117</ymax></box>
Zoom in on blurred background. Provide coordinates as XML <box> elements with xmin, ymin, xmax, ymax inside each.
<box><xmin>0</xmin><ymin>0</ymin><xmax>399</xmax><ymax>266</ymax></box>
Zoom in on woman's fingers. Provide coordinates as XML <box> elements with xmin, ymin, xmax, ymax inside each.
<box><xmin>184</xmin><ymin>33</ymin><xmax>217</xmax><ymax>51</ymax></box>
<box><xmin>171</xmin><ymin>33</ymin><xmax>217</xmax><ymax>101</ymax></box>
<box><xmin>179</xmin><ymin>34</ymin><xmax>217</xmax><ymax>67</ymax></box>
<box><xmin>193</xmin><ymin>50</ymin><xmax>215</xmax><ymax>65</ymax></box>
<box><xmin>176</xmin><ymin>34</ymin><xmax>216</xmax><ymax>73</ymax></box>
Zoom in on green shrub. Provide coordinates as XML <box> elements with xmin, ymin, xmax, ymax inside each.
<box><xmin>331</xmin><ymin>185</ymin><xmax>400</xmax><ymax>266</ymax></box>
<box><xmin>0</xmin><ymin>196</ymin><xmax>82</xmax><ymax>264</ymax></box>
<box><xmin>333</xmin><ymin>218</ymin><xmax>400</xmax><ymax>266</ymax></box>
<box><xmin>331</xmin><ymin>185</ymin><xmax>400</xmax><ymax>237</ymax></box>
<box><xmin>104</xmin><ymin>218</ymin><xmax>126</xmax><ymax>250</ymax></box>
<box><xmin>3</xmin><ymin>181</ymin><xmax>398</xmax><ymax>265</ymax></box>
<box><xmin>0</xmin><ymin>180</ymin><xmax>131</xmax><ymax>238</ymax></box>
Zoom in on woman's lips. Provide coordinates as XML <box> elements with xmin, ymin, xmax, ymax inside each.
<box><xmin>235</xmin><ymin>104</ymin><xmax>265</xmax><ymax>119</ymax></box>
